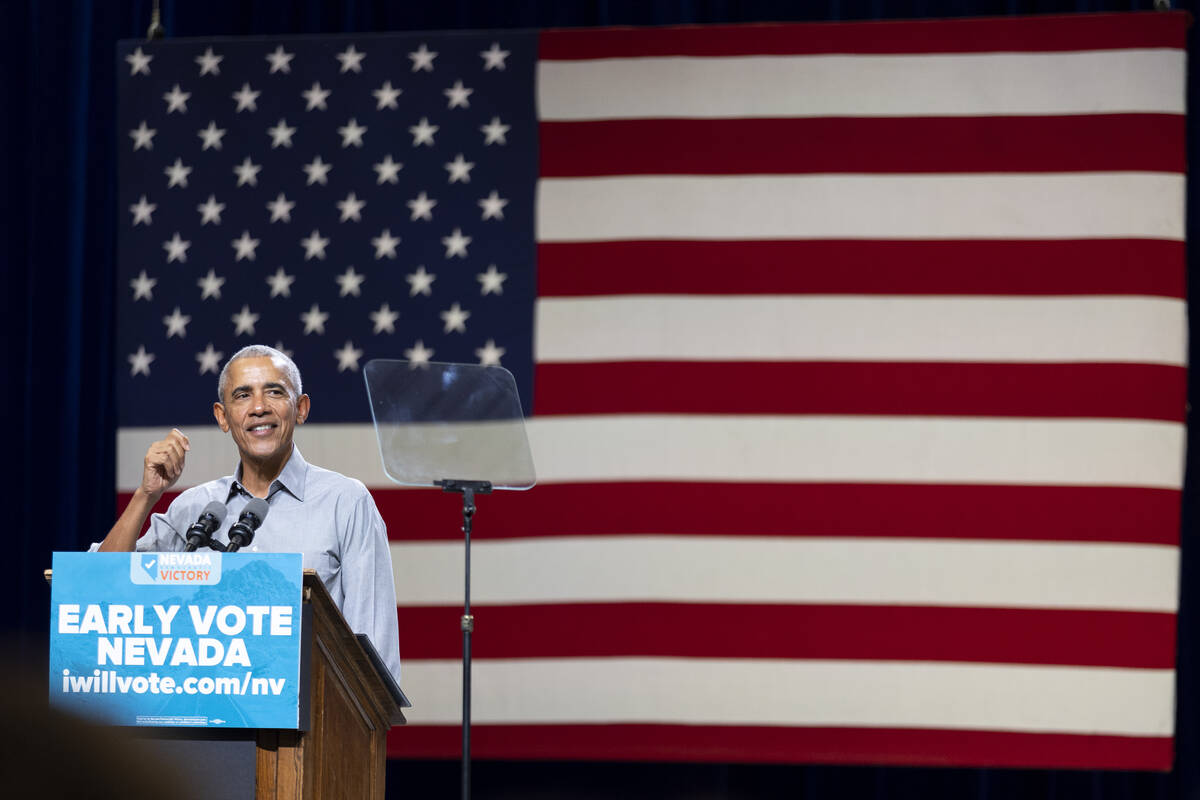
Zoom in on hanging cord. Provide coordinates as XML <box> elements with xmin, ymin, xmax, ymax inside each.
<box><xmin>147</xmin><ymin>0</ymin><xmax>165</xmax><ymax>40</ymax></box>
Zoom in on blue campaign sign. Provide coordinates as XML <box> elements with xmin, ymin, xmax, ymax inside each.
<box><xmin>49</xmin><ymin>551</ymin><xmax>303</xmax><ymax>729</ymax></box>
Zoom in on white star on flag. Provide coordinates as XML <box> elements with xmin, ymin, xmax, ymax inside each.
<box><xmin>265</xmin><ymin>45</ymin><xmax>294</xmax><ymax>74</ymax></box>
<box><xmin>409</xmin><ymin>117</ymin><xmax>438</xmax><ymax>147</ymax></box>
<box><xmin>196</xmin><ymin>343</ymin><xmax>223</xmax><ymax>375</ymax></box>
<box><xmin>128</xmin><ymin>345</ymin><xmax>155</xmax><ymax>376</ymax></box>
<box><xmin>334</xmin><ymin>340</ymin><xmax>364</xmax><ymax>372</ymax></box>
<box><xmin>268</xmin><ymin>118</ymin><xmax>297</xmax><ymax>148</ymax></box>
<box><xmin>338</xmin><ymin>118</ymin><xmax>367</xmax><ymax>148</ymax></box>
<box><xmin>373</xmin><ymin>154</ymin><xmax>402</xmax><ymax>184</ymax></box>
<box><xmin>336</xmin><ymin>267</ymin><xmax>366</xmax><ymax>297</ymax></box>
<box><xmin>480</xmin><ymin>117</ymin><xmax>510</xmax><ymax>146</ymax></box>
<box><xmin>130</xmin><ymin>195</ymin><xmax>156</xmax><ymax>226</ymax></box>
<box><xmin>197</xmin><ymin>121</ymin><xmax>227</xmax><ymax>150</ymax></box>
<box><xmin>266</xmin><ymin>267</ymin><xmax>296</xmax><ymax>298</ymax></box>
<box><xmin>303</xmin><ymin>156</ymin><xmax>332</xmax><ymax>185</ymax></box>
<box><xmin>232</xmin><ymin>230</ymin><xmax>260</xmax><ymax>261</ymax></box>
<box><xmin>403</xmin><ymin>339</ymin><xmax>433</xmax><ymax>366</ymax></box>
<box><xmin>130</xmin><ymin>270</ymin><xmax>156</xmax><ymax>301</ymax></box>
<box><xmin>371</xmin><ymin>229</ymin><xmax>400</xmax><ymax>259</ymax></box>
<box><xmin>164</xmin><ymin>158</ymin><xmax>192</xmax><ymax>188</ymax></box>
<box><xmin>373</xmin><ymin>81</ymin><xmax>401</xmax><ymax>110</ymax></box>
<box><xmin>197</xmin><ymin>195</ymin><xmax>225</xmax><ymax>225</ymax></box>
<box><xmin>444</xmin><ymin>80</ymin><xmax>473</xmax><ymax>109</ymax></box>
<box><xmin>163</xmin><ymin>232</ymin><xmax>190</xmax><ymax>263</ymax></box>
<box><xmin>197</xmin><ymin>269</ymin><xmax>225</xmax><ymax>300</ymax></box>
<box><xmin>444</xmin><ymin>154</ymin><xmax>474</xmax><ymax>183</ymax></box>
<box><xmin>336</xmin><ymin>45</ymin><xmax>366</xmax><ymax>73</ymax></box>
<box><xmin>408</xmin><ymin>44</ymin><xmax>437</xmax><ymax>72</ymax></box>
<box><xmin>300</xmin><ymin>229</ymin><xmax>330</xmax><ymax>260</ymax></box>
<box><xmin>163</xmin><ymin>84</ymin><xmax>190</xmax><ymax>113</ymax></box>
<box><xmin>407</xmin><ymin>191</ymin><xmax>436</xmax><ymax>221</ymax></box>
<box><xmin>476</xmin><ymin>264</ymin><xmax>507</xmax><ymax>295</ymax></box>
<box><xmin>303</xmin><ymin>82</ymin><xmax>330</xmax><ymax>111</ymax></box>
<box><xmin>301</xmin><ymin>303</ymin><xmax>330</xmax><ymax>335</ymax></box>
<box><xmin>370</xmin><ymin>303</ymin><xmax>399</xmax><ymax>334</ymax></box>
<box><xmin>478</xmin><ymin>190</ymin><xmax>508</xmax><ymax>220</ymax></box>
<box><xmin>338</xmin><ymin>192</ymin><xmax>366</xmax><ymax>222</ymax></box>
<box><xmin>231</xmin><ymin>305</ymin><xmax>260</xmax><ymax>336</ymax></box>
<box><xmin>440</xmin><ymin>302</ymin><xmax>471</xmax><ymax>333</ymax></box>
<box><xmin>232</xmin><ymin>83</ymin><xmax>260</xmax><ymax>112</ymax></box>
<box><xmin>130</xmin><ymin>121</ymin><xmax>156</xmax><ymax>151</ymax></box>
<box><xmin>480</xmin><ymin>42</ymin><xmax>510</xmax><ymax>71</ymax></box>
<box><xmin>125</xmin><ymin>47</ymin><xmax>152</xmax><ymax>76</ymax></box>
<box><xmin>195</xmin><ymin>47</ymin><xmax>223</xmax><ymax>76</ymax></box>
<box><xmin>267</xmin><ymin>192</ymin><xmax>295</xmax><ymax>222</ymax></box>
<box><xmin>406</xmin><ymin>266</ymin><xmax>435</xmax><ymax>296</ymax></box>
<box><xmin>162</xmin><ymin>306</ymin><xmax>191</xmax><ymax>338</ymax></box>
<box><xmin>441</xmin><ymin>227</ymin><xmax>471</xmax><ymax>258</ymax></box>
<box><xmin>475</xmin><ymin>339</ymin><xmax>506</xmax><ymax>366</ymax></box>
<box><xmin>233</xmin><ymin>157</ymin><xmax>261</xmax><ymax>187</ymax></box>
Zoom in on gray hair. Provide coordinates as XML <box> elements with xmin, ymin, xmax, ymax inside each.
<box><xmin>217</xmin><ymin>345</ymin><xmax>303</xmax><ymax>401</ymax></box>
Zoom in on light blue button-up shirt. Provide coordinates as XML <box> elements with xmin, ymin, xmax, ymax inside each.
<box><xmin>114</xmin><ymin>446</ymin><xmax>402</xmax><ymax>685</ymax></box>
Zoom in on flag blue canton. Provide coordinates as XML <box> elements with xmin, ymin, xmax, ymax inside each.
<box><xmin>116</xmin><ymin>33</ymin><xmax>538</xmax><ymax>426</ymax></box>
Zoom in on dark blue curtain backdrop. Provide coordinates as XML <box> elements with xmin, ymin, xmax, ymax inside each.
<box><xmin>4</xmin><ymin>1</ymin><xmax>1194</xmax><ymax>798</ymax></box>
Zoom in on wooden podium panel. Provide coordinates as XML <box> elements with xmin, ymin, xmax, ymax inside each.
<box><xmin>255</xmin><ymin>571</ymin><xmax>405</xmax><ymax>800</ymax></box>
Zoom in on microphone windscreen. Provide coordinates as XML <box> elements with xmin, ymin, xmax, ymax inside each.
<box><xmin>201</xmin><ymin>500</ymin><xmax>228</xmax><ymax>525</ymax></box>
<box><xmin>243</xmin><ymin>497</ymin><xmax>270</xmax><ymax>525</ymax></box>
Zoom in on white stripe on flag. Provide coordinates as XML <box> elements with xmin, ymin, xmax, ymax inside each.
<box><xmin>534</xmin><ymin>296</ymin><xmax>1187</xmax><ymax>365</ymax></box>
<box><xmin>536</xmin><ymin>174</ymin><xmax>1185</xmax><ymax>241</ymax></box>
<box><xmin>390</xmin><ymin>536</ymin><xmax>1178</xmax><ymax>611</ymax></box>
<box><xmin>526</xmin><ymin>416</ymin><xmax>1185</xmax><ymax>488</ymax></box>
<box><xmin>398</xmin><ymin>657</ymin><xmax>1175</xmax><ymax>735</ymax></box>
<box><xmin>116</xmin><ymin>417</ymin><xmax>1186</xmax><ymax>492</ymax></box>
<box><xmin>538</xmin><ymin>50</ymin><xmax>1186</xmax><ymax>119</ymax></box>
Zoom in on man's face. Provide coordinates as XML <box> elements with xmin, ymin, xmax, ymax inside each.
<box><xmin>213</xmin><ymin>356</ymin><xmax>310</xmax><ymax>465</ymax></box>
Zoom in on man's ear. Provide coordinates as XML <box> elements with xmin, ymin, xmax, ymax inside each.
<box><xmin>213</xmin><ymin>402</ymin><xmax>230</xmax><ymax>432</ymax></box>
<box><xmin>296</xmin><ymin>394</ymin><xmax>311</xmax><ymax>425</ymax></box>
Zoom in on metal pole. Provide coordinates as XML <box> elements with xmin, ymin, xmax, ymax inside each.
<box><xmin>461</xmin><ymin>487</ymin><xmax>476</xmax><ymax>800</ymax></box>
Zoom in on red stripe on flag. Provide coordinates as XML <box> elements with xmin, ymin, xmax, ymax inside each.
<box><xmin>397</xmin><ymin>603</ymin><xmax>1176</xmax><ymax>668</ymax></box>
<box><xmin>122</xmin><ymin>483</ymin><xmax>1182</xmax><ymax>546</ymax></box>
<box><xmin>389</xmin><ymin>724</ymin><xmax>1173</xmax><ymax>769</ymax></box>
<box><xmin>541</xmin><ymin>115</ymin><xmax>1184</xmax><ymax>176</ymax></box>
<box><xmin>537</xmin><ymin>240</ymin><xmax>1185</xmax><ymax>298</ymax></box>
<box><xmin>534</xmin><ymin>362</ymin><xmax>1186</xmax><ymax>421</ymax></box>
<box><xmin>372</xmin><ymin>483</ymin><xmax>1180</xmax><ymax>545</ymax></box>
<box><xmin>539</xmin><ymin>13</ymin><xmax>1186</xmax><ymax>59</ymax></box>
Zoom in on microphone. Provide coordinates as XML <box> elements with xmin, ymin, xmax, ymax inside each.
<box><xmin>184</xmin><ymin>502</ymin><xmax>228</xmax><ymax>552</ymax></box>
<box><xmin>226</xmin><ymin>497</ymin><xmax>269</xmax><ymax>552</ymax></box>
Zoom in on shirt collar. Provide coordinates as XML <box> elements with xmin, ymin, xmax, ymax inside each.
<box><xmin>229</xmin><ymin>444</ymin><xmax>309</xmax><ymax>502</ymax></box>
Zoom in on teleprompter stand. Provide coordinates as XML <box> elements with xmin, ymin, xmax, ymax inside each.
<box><xmin>364</xmin><ymin>360</ymin><xmax>535</xmax><ymax>800</ymax></box>
<box><xmin>435</xmin><ymin>479</ymin><xmax>492</xmax><ymax>800</ymax></box>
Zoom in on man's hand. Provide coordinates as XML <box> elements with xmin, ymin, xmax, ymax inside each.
<box><xmin>140</xmin><ymin>428</ymin><xmax>190</xmax><ymax>500</ymax></box>
<box><xmin>100</xmin><ymin>428</ymin><xmax>190</xmax><ymax>552</ymax></box>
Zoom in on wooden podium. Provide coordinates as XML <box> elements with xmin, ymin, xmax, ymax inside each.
<box><xmin>47</xmin><ymin>565</ymin><xmax>407</xmax><ymax>800</ymax></box>
<box><xmin>256</xmin><ymin>570</ymin><xmax>407</xmax><ymax>800</ymax></box>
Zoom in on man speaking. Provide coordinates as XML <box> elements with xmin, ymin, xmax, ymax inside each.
<box><xmin>97</xmin><ymin>344</ymin><xmax>401</xmax><ymax>684</ymax></box>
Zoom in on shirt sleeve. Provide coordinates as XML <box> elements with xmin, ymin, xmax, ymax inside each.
<box><xmin>337</xmin><ymin>483</ymin><xmax>403</xmax><ymax>686</ymax></box>
<box><xmin>87</xmin><ymin>497</ymin><xmax>189</xmax><ymax>552</ymax></box>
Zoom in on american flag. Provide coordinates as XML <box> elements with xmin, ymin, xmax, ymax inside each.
<box><xmin>116</xmin><ymin>12</ymin><xmax>1187</xmax><ymax>769</ymax></box>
